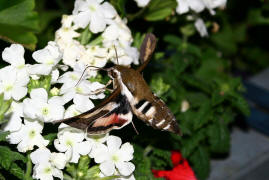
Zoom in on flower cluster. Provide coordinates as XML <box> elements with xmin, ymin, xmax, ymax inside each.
<box><xmin>0</xmin><ymin>0</ymin><xmax>138</xmax><ymax>179</ymax></box>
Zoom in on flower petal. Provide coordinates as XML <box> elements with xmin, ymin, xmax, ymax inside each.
<box><xmin>107</xmin><ymin>135</ymin><xmax>122</xmax><ymax>153</ymax></box>
<box><xmin>100</xmin><ymin>160</ymin><xmax>115</xmax><ymax>176</ymax></box>
<box><xmin>115</xmin><ymin>162</ymin><xmax>135</xmax><ymax>176</ymax></box>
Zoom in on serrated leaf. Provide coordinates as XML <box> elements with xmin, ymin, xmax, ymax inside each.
<box><xmin>9</xmin><ymin>163</ymin><xmax>25</xmax><ymax>180</ymax></box>
<box><xmin>181</xmin><ymin>130</ymin><xmax>205</xmax><ymax>157</ymax></box>
<box><xmin>0</xmin><ymin>0</ymin><xmax>39</xmax><ymax>50</ymax></box>
<box><xmin>0</xmin><ymin>131</ymin><xmax>9</xmax><ymax>142</ymax></box>
<box><xmin>228</xmin><ymin>92</ymin><xmax>250</xmax><ymax>116</ymax></box>
<box><xmin>193</xmin><ymin>102</ymin><xmax>212</xmax><ymax>130</ymax></box>
<box><xmin>145</xmin><ymin>0</ymin><xmax>176</xmax><ymax>21</ymax></box>
<box><xmin>0</xmin><ymin>146</ymin><xmax>26</xmax><ymax>170</ymax></box>
<box><xmin>207</xmin><ymin>121</ymin><xmax>230</xmax><ymax>153</ymax></box>
<box><xmin>190</xmin><ymin>146</ymin><xmax>210</xmax><ymax>180</ymax></box>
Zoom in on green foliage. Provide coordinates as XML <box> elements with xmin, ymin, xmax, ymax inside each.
<box><xmin>27</xmin><ymin>75</ymin><xmax>52</xmax><ymax>93</ymax></box>
<box><xmin>0</xmin><ymin>146</ymin><xmax>26</xmax><ymax>179</ymax></box>
<box><xmin>65</xmin><ymin>156</ymin><xmax>119</xmax><ymax>180</ymax></box>
<box><xmin>144</xmin><ymin>0</ymin><xmax>177</xmax><ymax>21</ymax></box>
<box><xmin>0</xmin><ymin>93</ymin><xmax>12</xmax><ymax>124</ymax></box>
<box><xmin>0</xmin><ymin>0</ymin><xmax>39</xmax><ymax>50</ymax></box>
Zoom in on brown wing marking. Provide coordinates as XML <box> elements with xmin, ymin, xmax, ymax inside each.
<box><xmin>137</xmin><ymin>33</ymin><xmax>157</xmax><ymax>73</ymax></box>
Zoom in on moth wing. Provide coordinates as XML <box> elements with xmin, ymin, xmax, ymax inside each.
<box><xmin>53</xmin><ymin>89</ymin><xmax>133</xmax><ymax>135</ymax></box>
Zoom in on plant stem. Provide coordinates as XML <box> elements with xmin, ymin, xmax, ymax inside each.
<box><xmin>25</xmin><ymin>153</ymin><xmax>32</xmax><ymax>180</ymax></box>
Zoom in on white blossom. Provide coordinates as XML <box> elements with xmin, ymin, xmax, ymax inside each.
<box><xmin>2</xmin><ymin>102</ymin><xmax>23</xmax><ymax>132</ymax></box>
<box><xmin>1</xmin><ymin>44</ymin><xmax>29</xmax><ymax>80</ymax></box>
<box><xmin>7</xmin><ymin>119</ymin><xmax>49</xmax><ymax>153</ymax></box>
<box><xmin>23</xmin><ymin>88</ymin><xmax>65</xmax><ymax>122</ymax></box>
<box><xmin>176</xmin><ymin>0</ymin><xmax>226</xmax><ymax>15</ymax></box>
<box><xmin>134</xmin><ymin>0</ymin><xmax>150</xmax><ymax>7</ymax></box>
<box><xmin>92</xmin><ymin>136</ymin><xmax>135</xmax><ymax>176</ymax></box>
<box><xmin>31</xmin><ymin>148</ymin><xmax>69</xmax><ymax>180</ymax></box>
<box><xmin>30</xmin><ymin>41</ymin><xmax>62</xmax><ymax>75</ymax></box>
<box><xmin>54</xmin><ymin>126</ymin><xmax>92</xmax><ymax>163</ymax></box>
<box><xmin>73</xmin><ymin>0</ymin><xmax>117</xmax><ymax>33</ymax></box>
<box><xmin>194</xmin><ymin>18</ymin><xmax>208</xmax><ymax>37</ymax></box>
<box><xmin>0</xmin><ymin>66</ymin><xmax>29</xmax><ymax>101</ymax></box>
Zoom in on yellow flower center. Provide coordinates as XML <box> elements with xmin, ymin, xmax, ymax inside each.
<box><xmin>29</xmin><ymin>130</ymin><xmax>36</xmax><ymax>138</ymax></box>
<box><xmin>42</xmin><ymin>107</ymin><xmax>49</xmax><ymax>115</ymax></box>
<box><xmin>4</xmin><ymin>84</ymin><xmax>13</xmax><ymax>92</ymax></box>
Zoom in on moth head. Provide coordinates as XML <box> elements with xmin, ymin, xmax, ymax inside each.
<box><xmin>107</xmin><ymin>66</ymin><xmax>121</xmax><ymax>79</ymax></box>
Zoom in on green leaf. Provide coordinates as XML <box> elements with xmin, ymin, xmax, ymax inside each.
<box><xmin>0</xmin><ymin>94</ymin><xmax>12</xmax><ymax>124</ymax></box>
<box><xmin>150</xmin><ymin>76</ymin><xmax>170</xmax><ymax>97</ymax></box>
<box><xmin>0</xmin><ymin>0</ymin><xmax>39</xmax><ymax>50</ymax></box>
<box><xmin>0</xmin><ymin>146</ymin><xmax>26</xmax><ymax>169</ymax></box>
<box><xmin>164</xmin><ymin>34</ymin><xmax>182</xmax><ymax>46</ymax></box>
<box><xmin>181</xmin><ymin>130</ymin><xmax>205</xmax><ymax>157</ymax></box>
<box><xmin>110</xmin><ymin>0</ymin><xmax>126</xmax><ymax>16</ymax></box>
<box><xmin>133</xmin><ymin>145</ymin><xmax>155</xmax><ymax>180</ymax></box>
<box><xmin>145</xmin><ymin>0</ymin><xmax>177</xmax><ymax>21</ymax></box>
<box><xmin>193</xmin><ymin>102</ymin><xmax>212</xmax><ymax>130</ymax></box>
<box><xmin>66</xmin><ymin>163</ymin><xmax>77</xmax><ymax>178</ymax></box>
<box><xmin>9</xmin><ymin>163</ymin><xmax>25</xmax><ymax>180</ymax></box>
<box><xmin>79</xmin><ymin>27</ymin><xmax>92</xmax><ymax>45</ymax></box>
<box><xmin>190</xmin><ymin>146</ymin><xmax>210</xmax><ymax>180</ymax></box>
<box><xmin>77</xmin><ymin>156</ymin><xmax>91</xmax><ymax>179</ymax></box>
<box><xmin>207</xmin><ymin>121</ymin><xmax>230</xmax><ymax>153</ymax></box>
<box><xmin>228</xmin><ymin>92</ymin><xmax>250</xmax><ymax>116</ymax></box>
<box><xmin>0</xmin><ymin>131</ymin><xmax>9</xmax><ymax>142</ymax></box>
<box><xmin>84</xmin><ymin>165</ymin><xmax>100</xmax><ymax>179</ymax></box>
<box><xmin>43</xmin><ymin>133</ymin><xmax>57</xmax><ymax>145</ymax></box>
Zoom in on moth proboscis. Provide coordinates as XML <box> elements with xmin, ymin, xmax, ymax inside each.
<box><xmin>53</xmin><ymin>33</ymin><xmax>181</xmax><ymax>136</ymax></box>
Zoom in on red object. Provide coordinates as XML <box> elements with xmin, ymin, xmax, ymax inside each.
<box><xmin>152</xmin><ymin>151</ymin><xmax>197</xmax><ymax>180</ymax></box>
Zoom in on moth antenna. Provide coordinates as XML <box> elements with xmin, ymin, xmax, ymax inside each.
<box><xmin>113</xmin><ymin>45</ymin><xmax>119</xmax><ymax>65</ymax></box>
<box><xmin>75</xmin><ymin>65</ymin><xmax>108</xmax><ymax>86</ymax></box>
<box><xmin>131</xmin><ymin>121</ymin><xmax>139</xmax><ymax>135</ymax></box>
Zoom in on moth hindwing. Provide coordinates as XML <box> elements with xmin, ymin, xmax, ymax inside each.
<box><xmin>53</xmin><ymin>33</ymin><xmax>181</xmax><ymax>135</ymax></box>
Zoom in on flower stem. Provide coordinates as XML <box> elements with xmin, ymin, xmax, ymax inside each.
<box><xmin>25</xmin><ymin>153</ymin><xmax>32</xmax><ymax>180</ymax></box>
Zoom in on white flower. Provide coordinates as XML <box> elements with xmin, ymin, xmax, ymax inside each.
<box><xmin>2</xmin><ymin>102</ymin><xmax>23</xmax><ymax>132</ymax></box>
<box><xmin>92</xmin><ymin>136</ymin><xmax>135</xmax><ymax>176</ymax></box>
<box><xmin>54</xmin><ymin>127</ymin><xmax>92</xmax><ymax>163</ymax></box>
<box><xmin>194</xmin><ymin>18</ymin><xmax>208</xmax><ymax>37</ymax></box>
<box><xmin>176</xmin><ymin>0</ymin><xmax>205</xmax><ymax>14</ymax></box>
<box><xmin>30</xmin><ymin>148</ymin><xmax>69</xmax><ymax>180</ymax></box>
<box><xmin>73</xmin><ymin>0</ymin><xmax>117</xmax><ymax>33</ymax></box>
<box><xmin>30</xmin><ymin>41</ymin><xmax>62</xmax><ymax>75</ymax></box>
<box><xmin>102</xmin><ymin>15</ymin><xmax>133</xmax><ymax>45</ymax></box>
<box><xmin>176</xmin><ymin>0</ymin><xmax>226</xmax><ymax>15</ymax></box>
<box><xmin>58</xmin><ymin>63</ymin><xmax>105</xmax><ymax>103</ymax></box>
<box><xmin>87</xmin><ymin>133</ymin><xmax>108</xmax><ymax>157</ymax></box>
<box><xmin>79</xmin><ymin>45</ymin><xmax>108</xmax><ymax>69</ymax></box>
<box><xmin>1</xmin><ymin>44</ymin><xmax>29</xmax><ymax>79</ymax></box>
<box><xmin>0</xmin><ymin>66</ymin><xmax>29</xmax><ymax>101</ymax></box>
<box><xmin>23</xmin><ymin>88</ymin><xmax>65</xmax><ymax>122</ymax></box>
<box><xmin>134</xmin><ymin>0</ymin><xmax>150</xmax><ymax>7</ymax></box>
<box><xmin>181</xmin><ymin>100</ymin><xmax>190</xmax><ymax>112</ymax></box>
<box><xmin>57</xmin><ymin>39</ymin><xmax>84</xmax><ymax>67</ymax></box>
<box><xmin>7</xmin><ymin>119</ymin><xmax>49</xmax><ymax>152</ymax></box>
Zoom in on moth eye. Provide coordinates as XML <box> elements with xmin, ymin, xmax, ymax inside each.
<box><xmin>111</xmin><ymin>71</ymin><xmax>117</xmax><ymax>78</ymax></box>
